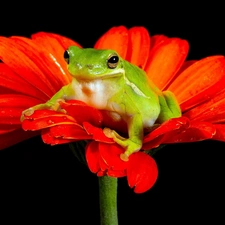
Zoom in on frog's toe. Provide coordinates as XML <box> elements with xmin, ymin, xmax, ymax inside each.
<box><xmin>49</xmin><ymin>99</ymin><xmax>67</xmax><ymax>113</ymax></box>
<box><xmin>24</xmin><ymin>108</ymin><xmax>35</xmax><ymax>116</ymax></box>
<box><xmin>103</xmin><ymin>128</ymin><xmax>142</xmax><ymax>161</ymax></box>
<box><xmin>120</xmin><ymin>141</ymin><xmax>142</xmax><ymax>161</ymax></box>
<box><xmin>20</xmin><ymin>108</ymin><xmax>35</xmax><ymax>122</ymax></box>
<box><xmin>120</xmin><ymin>152</ymin><xmax>129</xmax><ymax>162</ymax></box>
<box><xmin>103</xmin><ymin>128</ymin><xmax>126</xmax><ymax>140</ymax></box>
<box><xmin>103</xmin><ymin>127</ymin><xmax>114</xmax><ymax>138</ymax></box>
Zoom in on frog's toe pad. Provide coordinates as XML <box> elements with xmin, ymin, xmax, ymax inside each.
<box><xmin>50</xmin><ymin>99</ymin><xmax>67</xmax><ymax>114</ymax></box>
<box><xmin>120</xmin><ymin>153</ymin><xmax>129</xmax><ymax>162</ymax></box>
<box><xmin>20</xmin><ymin>108</ymin><xmax>35</xmax><ymax>122</ymax></box>
<box><xmin>103</xmin><ymin>128</ymin><xmax>114</xmax><ymax>138</ymax></box>
<box><xmin>24</xmin><ymin>108</ymin><xmax>35</xmax><ymax>116</ymax></box>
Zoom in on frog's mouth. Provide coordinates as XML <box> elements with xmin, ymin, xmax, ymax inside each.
<box><xmin>98</xmin><ymin>72</ymin><xmax>124</xmax><ymax>79</ymax></box>
<box><xmin>102</xmin><ymin>68</ymin><xmax>124</xmax><ymax>78</ymax></box>
<box><xmin>74</xmin><ymin>68</ymin><xmax>124</xmax><ymax>80</ymax></box>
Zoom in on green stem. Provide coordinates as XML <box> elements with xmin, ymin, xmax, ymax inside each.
<box><xmin>98</xmin><ymin>176</ymin><xmax>118</xmax><ymax>225</ymax></box>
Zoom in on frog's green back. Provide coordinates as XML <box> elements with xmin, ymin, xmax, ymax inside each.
<box><xmin>122</xmin><ymin>60</ymin><xmax>162</xmax><ymax>97</ymax></box>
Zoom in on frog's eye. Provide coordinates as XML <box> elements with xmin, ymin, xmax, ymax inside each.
<box><xmin>64</xmin><ymin>50</ymin><xmax>70</xmax><ymax>64</ymax></box>
<box><xmin>107</xmin><ymin>54</ymin><xmax>119</xmax><ymax>69</ymax></box>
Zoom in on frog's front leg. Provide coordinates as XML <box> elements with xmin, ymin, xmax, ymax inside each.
<box><xmin>104</xmin><ymin>112</ymin><xmax>143</xmax><ymax>162</ymax></box>
<box><xmin>21</xmin><ymin>99</ymin><xmax>65</xmax><ymax>118</ymax></box>
<box><xmin>20</xmin><ymin>84</ymin><xmax>71</xmax><ymax>121</ymax></box>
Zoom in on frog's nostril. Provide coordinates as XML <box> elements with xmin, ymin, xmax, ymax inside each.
<box><xmin>86</xmin><ymin>64</ymin><xmax>93</xmax><ymax>69</ymax></box>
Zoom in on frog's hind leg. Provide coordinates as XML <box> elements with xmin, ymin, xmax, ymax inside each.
<box><xmin>157</xmin><ymin>90</ymin><xmax>181</xmax><ymax>123</ymax></box>
<box><xmin>103</xmin><ymin>123</ymin><xmax>143</xmax><ymax>162</ymax></box>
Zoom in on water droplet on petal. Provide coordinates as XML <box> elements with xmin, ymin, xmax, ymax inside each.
<box><xmin>47</xmin><ymin>120</ymin><xmax>54</xmax><ymax>125</ymax></box>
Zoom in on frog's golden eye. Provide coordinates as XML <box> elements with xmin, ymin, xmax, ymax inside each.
<box><xmin>107</xmin><ymin>54</ymin><xmax>119</xmax><ymax>69</ymax></box>
<box><xmin>64</xmin><ymin>50</ymin><xmax>70</xmax><ymax>64</ymax></box>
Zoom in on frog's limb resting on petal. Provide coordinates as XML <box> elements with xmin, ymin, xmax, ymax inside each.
<box><xmin>103</xmin><ymin>128</ymin><xmax>142</xmax><ymax>162</ymax></box>
<box><xmin>103</xmin><ymin>108</ymin><xmax>144</xmax><ymax>162</ymax></box>
<box><xmin>20</xmin><ymin>99</ymin><xmax>67</xmax><ymax>122</ymax></box>
<box><xmin>20</xmin><ymin>84</ymin><xmax>73</xmax><ymax>122</ymax></box>
<box><xmin>103</xmin><ymin>90</ymin><xmax>181</xmax><ymax>161</ymax></box>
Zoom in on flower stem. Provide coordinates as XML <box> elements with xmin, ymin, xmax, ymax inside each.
<box><xmin>98</xmin><ymin>176</ymin><xmax>118</xmax><ymax>225</ymax></box>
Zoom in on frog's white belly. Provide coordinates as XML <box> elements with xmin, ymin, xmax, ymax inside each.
<box><xmin>70</xmin><ymin>79</ymin><xmax>119</xmax><ymax>110</ymax></box>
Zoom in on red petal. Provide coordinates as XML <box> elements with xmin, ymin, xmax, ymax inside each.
<box><xmin>31</xmin><ymin>32</ymin><xmax>80</xmax><ymax>83</ymax></box>
<box><xmin>83</xmin><ymin>122</ymin><xmax>114</xmax><ymax>143</ymax></box>
<box><xmin>183</xmin><ymin>88</ymin><xmax>225</xmax><ymax>123</ymax></box>
<box><xmin>85</xmin><ymin>141</ymin><xmax>101</xmax><ymax>173</ymax></box>
<box><xmin>0</xmin><ymin>64</ymin><xmax>47</xmax><ymax>101</ymax></box>
<box><xmin>213</xmin><ymin>124</ymin><xmax>225</xmax><ymax>141</ymax></box>
<box><xmin>40</xmin><ymin>123</ymin><xmax>90</xmax><ymax>145</ymax></box>
<box><xmin>98</xmin><ymin>142</ymin><xmax>127</xmax><ymax>171</ymax></box>
<box><xmin>145</xmin><ymin>37</ymin><xmax>189</xmax><ymax>90</ymax></box>
<box><xmin>175</xmin><ymin>60</ymin><xmax>198</xmax><ymax>75</ymax></box>
<box><xmin>168</xmin><ymin>56</ymin><xmax>225</xmax><ymax>111</ymax></box>
<box><xmin>41</xmin><ymin>129</ymin><xmax>76</xmax><ymax>145</ymax></box>
<box><xmin>125</xmin><ymin>27</ymin><xmax>151</xmax><ymax>69</ymax></box>
<box><xmin>165</xmin><ymin>60</ymin><xmax>198</xmax><ymax>87</ymax></box>
<box><xmin>97</xmin><ymin>171</ymin><xmax>106</xmax><ymax>176</ymax></box>
<box><xmin>22</xmin><ymin>110</ymin><xmax>77</xmax><ymax>131</ymax></box>
<box><xmin>31</xmin><ymin>32</ymin><xmax>74</xmax><ymax>84</ymax></box>
<box><xmin>98</xmin><ymin>152</ymin><xmax>109</xmax><ymax>173</ymax></box>
<box><xmin>94</xmin><ymin>26</ymin><xmax>128</xmax><ymax>59</ymax></box>
<box><xmin>0</xmin><ymin>37</ymin><xmax>56</xmax><ymax>98</ymax></box>
<box><xmin>0</xmin><ymin>124</ymin><xmax>20</xmax><ymax>135</ymax></box>
<box><xmin>107</xmin><ymin>170</ymin><xmax>126</xmax><ymax>177</ymax></box>
<box><xmin>127</xmin><ymin>152</ymin><xmax>158</xmax><ymax>193</ymax></box>
<box><xmin>142</xmin><ymin>136</ymin><xmax>164</xmax><ymax>151</ymax></box>
<box><xmin>47</xmin><ymin>124</ymin><xmax>91</xmax><ymax>139</ymax></box>
<box><xmin>164</xmin><ymin>121</ymin><xmax>216</xmax><ymax>143</ymax></box>
<box><xmin>0</xmin><ymin>94</ymin><xmax>42</xmax><ymax>125</ymax></box>
<box><xmin>150</xmin><ymin>35</ymin><xmax>169</xmax><ymax>48</ymax></box>
<box><xmin>10</xmin><ymin>36</ymin><xmax>70</xmax><ymax>89</ymax></box>
<box><xmin>143</xmin><ymin>117</ymin><xmax>189</xmax><ymax>150</ymax></box>
<box><xmin>0</xmin><ymin>128</ymin><xmax>39</xmax><ymax>150</ymax></box>
<box><xmin>60</xmin><ymin>100</ymin><xmax>103</xmax><ymax>127</ymax></box>
<box><xmin>46</xmin><ymin>33</ymin><xmax>82</xmax><ymax>50</ymax></box>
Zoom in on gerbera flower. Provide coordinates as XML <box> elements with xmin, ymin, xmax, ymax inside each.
<box><xmin>1</xmin><ymin>26</ymin><xmax>225</xmax><ymax>193</ymax></box>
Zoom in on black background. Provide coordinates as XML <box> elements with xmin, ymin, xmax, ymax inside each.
<box><xmin>1</xmin><ymin>2</ymin><xmax>225</xmax><ymax>224</ymax></box>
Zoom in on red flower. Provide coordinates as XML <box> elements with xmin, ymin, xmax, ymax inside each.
<box><xmin>1</xmin><ymin>26</ymin><xmax>225</xmax><ymax>193</ymax></box>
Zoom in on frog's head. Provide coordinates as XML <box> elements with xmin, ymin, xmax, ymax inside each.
<box><xmin>64</xmin><ymin>46</ymin><xmax>125</xmax><ymax>80</ymax></box>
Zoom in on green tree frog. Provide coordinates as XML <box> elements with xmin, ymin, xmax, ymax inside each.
<box><xmin>22</xmin><ymin>46</ymin><xmax>181</xmax><ymax>161</ymax></box>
